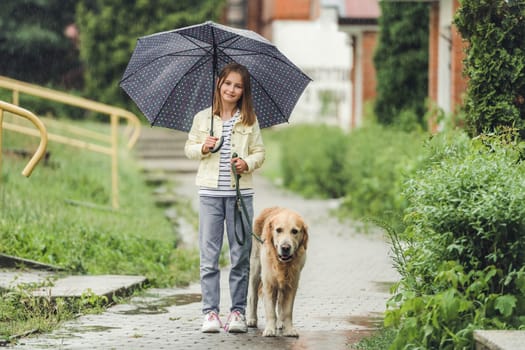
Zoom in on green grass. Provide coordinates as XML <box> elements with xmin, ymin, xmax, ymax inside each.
<box><xmin>1</xmin><ymin>285</ymin><xmax>109</xmax><ymax>343</ymax></box>
<box><xmin>351</xmin><ymin>327</ymin><xmax>397</xmax><ymax>349</ymax></box>
<box><xmin>0</xmin><ymin>118</ymin><xmax>200</xmax><ymax>340</ymax></box>
<box><xmin>260</xmin><ymin>128</ymin><xmax>284</xmax><ymax>183</ymax></box>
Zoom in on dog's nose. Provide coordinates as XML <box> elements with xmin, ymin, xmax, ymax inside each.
<box><xmin>281</xmin><ymin>244</ymin><xmax>291</xmax><ymax>255</ymax></box>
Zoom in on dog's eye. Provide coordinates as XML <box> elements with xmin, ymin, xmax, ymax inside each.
<box><xmin>291</xmin><ymin>229</ymin><xmax>299</xmax><ymax>235</ymax></box>
<box><xmin>276</xmin><ymin>228</ymin><xmax>283</xmax><ymax>234</ymax></box>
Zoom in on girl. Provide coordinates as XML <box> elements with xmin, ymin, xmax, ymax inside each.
<box><xmin>184</xmin><ymin>63</ymin><xmax>265</xmax><ymax>333</ymax></box>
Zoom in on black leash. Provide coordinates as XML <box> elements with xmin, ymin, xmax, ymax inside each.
<box><xmin>231</xmin><ymin>153</ymin><xmax>264</xmax><ymax>246</ymax></box>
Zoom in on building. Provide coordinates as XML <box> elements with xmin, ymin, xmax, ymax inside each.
<box><xmin>272</xmin><ymin>7</ymin><xmax>352</xmax><ymax>129</ymax></box>
<box><xmin>224</xmin><ymin>0</ymin><xmax>319</xmax><ymax>37</ymax></box>
<box><xmin>224</xmin><ymin>0</ymin><xmax>353</xmax><ymax>130</ymax></box>
<box><xmin>337</xmin><ymin>0</ymin><xmax>380</xmax><ymax>129</ymax></box>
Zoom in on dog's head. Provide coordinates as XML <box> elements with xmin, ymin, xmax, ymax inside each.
<box><xmin>263</xmin><ymin>209</ymin><xmax>308</xmax><ymax>263</ymax></box>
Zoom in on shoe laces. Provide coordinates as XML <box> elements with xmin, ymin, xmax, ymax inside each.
<box><xmin>206</xmin><ymin>311</ymin><xmax>222</xmax><ymax>326</ymax></box>
<box><xmin>224</xmin><ymin>310</ymin><xmax>243</xmax><ymax>331</ymax></box>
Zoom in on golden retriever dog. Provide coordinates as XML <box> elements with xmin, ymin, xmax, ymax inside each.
<box><xmin>246</xmin><ymin>207</ymin><xmax>308</xmax><ymax>337</ymax></box>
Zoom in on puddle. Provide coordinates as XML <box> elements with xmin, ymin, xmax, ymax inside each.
<box><xmin>39</xmin><ymin>325</ymin><xmax>119</xmax><ymax>340</ymax></box>
<box><xmin>159</xmin><ymin>293</ymin><xmax>202</xmax><ymax>306</ymax></box>
<box><xmin>64</xmin><ymin>325</ymin><xmax>120</xmax><ymax>333</ymax></box>
<box><xmin>347</xmin><ymin>313</ymin><xmax>383</xmax><ymax>329</ymax></box>
<box><xmin>114</xmin><ymin>293</ymin><xmax>201</xmax><ymax>315</ymax></box>
<box><xmin>372</xmin><ymin>280</ymin><xmax>396</xmax><ymax>293</ymax></box>
<box><xmin>288</xmin><ymin>329</ymin><xmax>375</xmax><ymax>349</ymax></box>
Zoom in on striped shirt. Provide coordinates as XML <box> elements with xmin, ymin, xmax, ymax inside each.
<box><xmin>199</xmin><ymin>111</ymin><xmax>254</xmax><ymax>198</ymax></box>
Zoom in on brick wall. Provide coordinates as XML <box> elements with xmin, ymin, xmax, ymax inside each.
<box><xmin>273</xmin><ymin>0</ymin><xmax>316</xmax><ymax>20</ymax></box>
<box><xmin>246</xmin><ymin>0</ymin><xmax>263</xmax><ymax>33</ymax></box>
<box><xmin>428</xmin><ymin>2</ymin><xmax>440</xmax><ymax>132</ymax></box>
<box><xmin>256</xmin><ymin>0</ymin><xmax>319</xmax><ymax>39</ymax></box>
<box><xmin>428</xmin><ymin>2</ymin><xmax>439</xmax><ymax>105</ymax></box>
<box><xmin>450</xmin><ymin>0</ymin><xmax>467</xmax><ymax>114</ymax></box>
<box><xmin>362</xmin><ymin>31</ymin><xmax>378</xmax><ymax>103</ymax></box>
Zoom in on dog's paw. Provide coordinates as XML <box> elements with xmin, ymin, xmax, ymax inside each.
<box><xmin>247</xmin><ymin>318</ymin><xmax>257</xmax><ymax>328</ymax></box>
<box><xmin>262</xmin><ymin>327</ymin><xmax>277</xmax><ymax>337</ymax></box>
<box><xmin>282</xmin><ymin>327</ymin><xmax>299</xmax><ymax>338</ymax></box>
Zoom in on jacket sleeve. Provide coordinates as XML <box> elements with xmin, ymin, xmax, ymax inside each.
<box><xmin>244</xmin><ymin>120</ymin><xmax>265</xmax><ymax>173</ymax></box>
<box><xmin>184</xmin><ymin>111</ymin><xmax>210</xmax><ymax>160</ymax></box>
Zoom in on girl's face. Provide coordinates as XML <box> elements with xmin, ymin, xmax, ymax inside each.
<box><xmin>219</xmin><ymin>72</ymin><xmax>243</xmax><ymax>106</ymax></box>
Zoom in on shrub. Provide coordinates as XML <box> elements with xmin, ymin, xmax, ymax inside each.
<box><xmin>374</xmin><ymin>1</ymin><xmax>430</xmax><ymax>128</ymax></box>
<box><xmin>386</xmin><ymin>131</ymin><xmax>525</xmax><ymax>348</ymax></box>
<box><xmin>455</xmin><ymin>0</ymin><xmax>525</xmax><ymax>138</ymax></box>
<box><xmin>271</xmin><ymin>123</ymin><xmax>426</xmax><ymax>230</ymax></box>
<box><xmin>278</xmin><ymin>124</ymin><xmax>348</xmax><ymax>198</ymax></box>
<box><xmin>340</xmin><ymin>124</ymin><xmax>426</xmax><ymax>229</ymax></box>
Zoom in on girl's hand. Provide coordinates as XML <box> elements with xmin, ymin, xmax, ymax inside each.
<box><xmin>231</xmin><ymin>157</ymin><xmax>248</xmax><ymax>173</ymax></box>
<box><xmin>202</xmin><ymin>136</ymin><xmax>219</xmax><ymax>154</ymax></box>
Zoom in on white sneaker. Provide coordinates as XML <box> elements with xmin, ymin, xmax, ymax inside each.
<box><xmin>201</xmin><ymin>311</ymin><xmax>221</xmax><ymax>333</ymax></box>
<box><xmin>224</xmin><ymin>310</ymin><xmax>248</xmax><ymax>333</ymax></box>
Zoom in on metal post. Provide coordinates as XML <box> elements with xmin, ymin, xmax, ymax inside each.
<box><xmin>111</xmin><ymin>114</ymin><xmax>119</xmax><ymax>209</ymax></box>
<box><xmin>12</xmin><ymin>90</ymin><xmax>19</xmax><ymax>105</ymax></box>
<box><xmin>0</xmin><ymin>108</ymin><xmax>3</xmax><ymax>184</ymax></box>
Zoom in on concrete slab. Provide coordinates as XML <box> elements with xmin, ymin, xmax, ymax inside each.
<box><xmin>474</xmin><ymin>330</ymin><xmax>525</xmax><ymax>350</ymax></box>
<box><xmin>0</xmin><ymin>253</ymin><xmax>64</xmax><ymax>271</ymax></box>
<box><xmin>0</xmin><ymin>269</ymin><xmax>55</xmax><ymax>289</ymax></box>
<box><xmin>1</xmin><ymin>270</ymin><xmax>146</xmax><ymax>301</ymax></box>
<box><xmin>31</xmin><ymin>275</ymin><xmax>147</xmax><ymax>300</ymax></box>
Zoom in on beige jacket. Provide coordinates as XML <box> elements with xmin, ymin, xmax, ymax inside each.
<box><xmin>184</xmin><ymin>107</ymin><xmax>265</xmax><ymax>189</ymax></box>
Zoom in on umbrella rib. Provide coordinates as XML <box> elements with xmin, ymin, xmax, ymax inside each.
<box><xmin>150</xmin><ymin>55</ymin><xmax>213</xmax><ymax>126</ymax></box>
<box><xmin>178</xmin><ymin>33</ymin><xmax>214</xmax><ymax>53</ymax></box>
<box><xmin>254</xmin><ymin>74</ymin><xmax>289</xmax><ymax>126</ymax></box>
<box><xmin>122</xmin><ymin>31</ymin><xmax>215</xmax><ymax>84</ymax></box>
<box><xmin>216</xmin><ymin>46</ymin><xmax>312</xmax><ymax>82</ymax></box>
<box><xmin>120</xmin><ymin>46</ymin><xmax>212</xmax><ymax>84</ymax></box>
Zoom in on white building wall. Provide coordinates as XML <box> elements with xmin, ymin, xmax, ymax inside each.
<box><xmin>438</xmin><ymin>0</ymin><xmax>453</xmax><ymax>114</ymax></box>
<box><xmin>271</xmin><ymin>7</ymin><xmax>352</xmax><ymax>131</ymax></box>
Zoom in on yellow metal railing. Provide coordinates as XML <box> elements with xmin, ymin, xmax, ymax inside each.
<box><xmin>0</xmin><ymin>75</ymin><xmax>142</xmax><ymax>209</ymax></box>
<box><xmin>0</xmin><ymin>101</ymin><xmax>48</xmax><ymax>178</ymax></box>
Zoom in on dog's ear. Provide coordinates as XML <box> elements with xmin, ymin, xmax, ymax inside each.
<box><xmin>263</xmin><ymin>219</ymin><xmax>274</xmax><ymax>245</ymax></box>
<box><xmin>301</xmin><ymin>223</ymin><xmax>309</xmax><ymax>250</ymax></box>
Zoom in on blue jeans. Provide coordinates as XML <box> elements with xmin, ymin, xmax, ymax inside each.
<box><xmin>199</xmin><ymin>195</ymin><xmax>253</xmax><ymax>315</ymax></box>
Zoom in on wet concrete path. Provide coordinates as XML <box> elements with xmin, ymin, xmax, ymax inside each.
<box><xmin>10</xmin><ymin>128</ymin><xmax>399</xmax><ymax>349</ymax></box>
<box><xmin>10</xmin><ymin>172</ymin><xmax>398</xmax><ymax>349</ymax></box>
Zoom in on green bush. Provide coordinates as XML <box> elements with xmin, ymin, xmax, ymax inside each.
<box><xmin>270</xmin><ymin>123</ymin><xmax>426</xmax><ymax>230</ymax></box>
<box><xmin>386</xmin><ymin>131</ymin><xmax>525</xmax><ymax>348</ymax></box>
<box><xmin>278</xmin><ymin>124</ymin><xmax>348</xmax><ymax>198</ymax></box>
<box><xmin>455</xmin><ymin>0</ymin><xmax>525</xmax><ymax>138</ymax></box>
<box><xmin>340</xmin><ymin>124</ymin><xmax>426</xmax><ymax>229</ymax></box>
<box><xmin>374</xmin><ymin>1</ymin><xmax>429</xmax><ymax>127</ymax></box>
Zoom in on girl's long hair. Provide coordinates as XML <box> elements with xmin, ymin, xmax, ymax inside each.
<box><xmin>212</xmin><ymin>63</ymin><xmax>256</xmax><ymax>126</ymax></box>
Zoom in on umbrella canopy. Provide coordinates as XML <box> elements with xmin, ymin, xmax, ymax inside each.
<box><xmin>120</xmin><ymin>21</ymin><xmax>312</xmax><ymax>132</ymax></box>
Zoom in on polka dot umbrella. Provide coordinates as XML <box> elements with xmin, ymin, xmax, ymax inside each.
<box><xmin>120</xmin><ymin>21</ymin><xmax>312</xmax><ymax>145</ymax></box>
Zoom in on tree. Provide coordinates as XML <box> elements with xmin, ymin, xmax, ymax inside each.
<box><xmin>0</xmin><ymin>0</ymin><xmax>80</xmax><ymax>86</ymax></box>
<box><xmin>76</xmin><ymin>0</ymin><xmax>225</xmax><ymax>110</ymax></box>
<box><xmin>455</xmin><ymin>0</ymin><xmax>525</xmax><ymax>138</ymax></box>
<box><xmin>373</xmin><ymin>2</ymin><xmax>430</xmax><ymax>129</ymax></box>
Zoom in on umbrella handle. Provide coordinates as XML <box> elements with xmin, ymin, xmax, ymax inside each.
<box><xmin>210</xmin><ymin>135</ymin><xmax>224</xmax><ymax>153</ymax></box>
